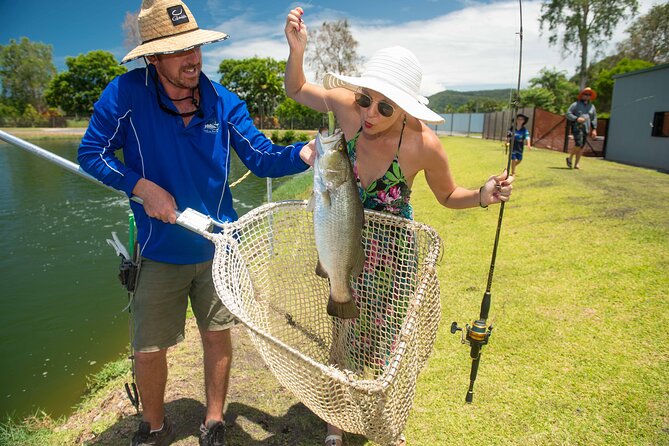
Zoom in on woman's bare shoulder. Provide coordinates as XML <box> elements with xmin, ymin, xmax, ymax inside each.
<box><xmin>416</xmin><ymin>122</ymin><xmax>444</xmax><ymax>153</ymax></box>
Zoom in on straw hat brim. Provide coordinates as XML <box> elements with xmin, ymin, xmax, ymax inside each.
<box><xmin>121</xmin><ymin>29</ymin><xmax>229</xmax><ymax>63</ymax></box>
<box><xmin>323</xmin><ymin>72</ymin><xmax>444</xmax><ymax>124</ymax></box>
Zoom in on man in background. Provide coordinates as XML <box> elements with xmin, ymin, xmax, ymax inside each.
<box><xmin>566</xmin><ymin>87</ymin><xmax>597</xmax><ymax>170</ymax></box>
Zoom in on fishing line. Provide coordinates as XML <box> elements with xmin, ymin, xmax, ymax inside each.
<box><xmin>451</xmin><ymin>0</ymin><xmax>523</xmax><ymax>404</ymax></box>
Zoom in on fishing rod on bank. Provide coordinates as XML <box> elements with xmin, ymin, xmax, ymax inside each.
<box><xmin>450</xmin><ymin>0</ymin><xmax>524</xmax><ymax>404</ymax></box>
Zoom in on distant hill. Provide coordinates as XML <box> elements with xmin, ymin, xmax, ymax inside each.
<box><xmin>427</xmin><ymin>89</ymin><xmax>513</xmax><ymax>113</ymax></box>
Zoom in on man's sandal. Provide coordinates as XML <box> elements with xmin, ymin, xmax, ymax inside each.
<box><xmin>325</xmin><ymin>434</ymin><xmax>342</xmax><ymax>446</ymax></box>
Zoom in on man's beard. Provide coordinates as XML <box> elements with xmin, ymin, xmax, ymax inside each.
<box><xmin>161</xmin><ymin>65</ymin><xmax>200</xmax><ymax>90</ymax></box>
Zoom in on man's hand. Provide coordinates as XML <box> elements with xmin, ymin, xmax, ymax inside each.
<box><xmin>299</xmin><ymin>138</ymin><xmax>316</xmax><ymax>166</ymax></box>
<box><xmin>132</xmin><ymin>178</ymin><xmax>178</xmax><ymax>224</ymax></box>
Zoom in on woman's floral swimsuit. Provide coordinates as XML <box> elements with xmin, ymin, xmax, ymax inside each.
<box><xmin>342</xmin><ymin>125</ymin><xmax>418</xmax><ymax>376</ymax></box>
<box><xmin>346</xmin><ymin>129</ymin><xmax>413</xmax><ymax>219</ymax></box>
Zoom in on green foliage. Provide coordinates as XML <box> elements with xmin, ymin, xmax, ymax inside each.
<box><xmin>84</xmin><ymin>357</ymin><xmax>130</xmax><ymax>396</ymax></box>
<box><xmin>45</xmin><ymin>50</ymin><xmax>126</xmax><ymax>117</ymax></box>
<box><xmin>576</xmin><ymin>54</ymin><xmax>623</xmax><ymax>86</ymax></box>
<box><xmin>276</xmin><ymin>97</ymin><xmax>325</xmax><ymax>130</ymax></box>
<box><xmin>526</xmin><ymin>67</ymin><xmax>579</xmax><ymax>112</ymax></box>
<box><xmin>0</xmin><ymin>98</ymin><xmax>21</xmax><ymax>126</ymax></box>
<box><xmin>218</xmin><ymin>57</ymin><xmax>286</xmax><ymax>122</ymax></box>
<box><xmin>0</xmin><ymin>413</ymin><xmax>58</xmax><ymax>446</ymax></box>
<box><xmin>456</xmin><ymin>97</ymin><xmax>505</xmax><ymax>113</ymax></box>
<box><xmin>281</xmin><ymin>130</ymin><xmax>296</xmax><ymax>144</ymax></box>
<box><xmin>519</xmin><ymin>87</ymin><xmax>557</xmax><ymax>112</ymax></box>
<box><xmin>539</xmin><ymin>0</ymin><xmax>639</xmax><ymax>88</ymax></box>
<box><xmin>0</xmin><ymin>37</ymin><xmax>56</xmax><ymax>113</ymax></box>
<box><xmin>296</xmin><ymin>132</ymin><xmax>309</xmax><ymax>142</ymax></box>
<box><xmin>617</xmin><ymin>2</ymin><xmax>669</xmax><ymax>64</ymax></box>
<box><xmin>593</xmin><ymin>58</ymin><xmax>654</xmax><ymax>112</ymax></box>
<box><xmin>428</xmin><ymin>89</ymin><xmax>513</xmax><ymax>114</ymax></box>
<box><xmin>18</xmin><ymin>104</ymin><xmax>42</xmax><ymax>127</ymax></box>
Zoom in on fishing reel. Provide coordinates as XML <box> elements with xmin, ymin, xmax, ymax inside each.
<box><xmin>450</xmin><ymin>318</ymin><xmax>493</xmax><ymax>360</ymax></box>
<box><xmin>451</xmin><ymin>290</ymin><xmax>494</xmax><ymax>403</ymax></box>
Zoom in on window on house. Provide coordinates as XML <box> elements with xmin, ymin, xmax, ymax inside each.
<box><xmin>651</xmin><ymin>111</ymin><xmax>669</xmax><ymax>137</ymax></box>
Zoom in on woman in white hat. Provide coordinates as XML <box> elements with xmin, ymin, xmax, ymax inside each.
<box><xmin>285</xmin><ymin>8</ymin><xmax>511</xmax><ymax>220</ymax></box>
<box><xmin>285</xmin><ymin>7</ymin><xmax>513</xmax><ymax>446</ymax></box>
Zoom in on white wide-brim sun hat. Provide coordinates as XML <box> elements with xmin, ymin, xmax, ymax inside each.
<box><xmin>323</xmin><ymin>46</ymin><xmax>444</xmax><ymax>124</ymax></box>
<box><xmin>122</xmin><ymin>0</ymin><xmax>228</xmax><ymax>64</ymax></box>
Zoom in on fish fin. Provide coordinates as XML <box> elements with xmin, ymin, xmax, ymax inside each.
<box><xmin>351</xmin><ymin>244</ymin><xmax>365</xmax><ymax>278</ymax></box>
<box><xmin>327</xmin><ymin>296</ymin><xmax>359</xmax><ymax>319</ymax></box>
<box><xmin>322</xmin><ymin>190</ymin><xmax>331</xmax><ymax>207</ymax></box>
<box><xmin>315</xmin><ymin>258</ymin><xmax>329</xmax><ymax>278</ymax></box>
<box><xmin>306</xmin><ymin>192</ymin><xmax>316</xmax><ymax>212</ymax></box>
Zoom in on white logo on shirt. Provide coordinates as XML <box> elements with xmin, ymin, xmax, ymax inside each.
<box><xmin>204</xmin><ymin>120</ymin><xmax>220</xmax><ymax>134</ymax></box>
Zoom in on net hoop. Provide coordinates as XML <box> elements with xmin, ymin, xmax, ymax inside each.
<box><xmin>204</xmin><ymin>200</ymin><xmax>443</xmax><ymax>445</ymax></box>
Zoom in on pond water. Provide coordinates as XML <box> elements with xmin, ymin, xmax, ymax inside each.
<box><xmin>0</xmin><ymin>136</ymin><xmax>289</xmax><ymax>420</ymax></box>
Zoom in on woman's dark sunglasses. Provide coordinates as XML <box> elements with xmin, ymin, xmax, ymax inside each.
<box><xmin>354</xmin><ymin>93</ymin><xmax>395</xmax><ymax>118</ymax></box>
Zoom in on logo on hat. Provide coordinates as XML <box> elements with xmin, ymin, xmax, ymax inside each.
<box><xmin>167</xmin><ymin>6</ymin><xmax>189</xmax><ymax>26</ymax></box>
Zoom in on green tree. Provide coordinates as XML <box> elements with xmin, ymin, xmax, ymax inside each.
<box><xmin>0</xmin><ymin>37</ymin><xmax>56</xmax><ymax>113</ymax></box>
<box><xmin>276</xmin><ymin>97</ymin><xmax>325</xmax><ymax>129</ymax></box>
<box><xmin>45</xmin><ymin>50</ymin><xmax>126</xmax><ymax>117</ymax></box>
<box><xmin>520</xmin><ymin>87</ymin><xmax>558</xmax><ymax>112</ymax></box>
<box><xmin>539</xmin><ymin>0</ymin><xmax>639</xmax><ymax>89</ymax></box>
<box><xmin>218</xmin><ymin>57</ymin><xmax>286</xmax><ymax>128</ymax></box>
<box><xmin>528</xmin><ymin>67</ymin><xmax>579</xmax><ymax>112</ymax></box>
<box><xmin>456</xmin><ymin>98</ymin><xmax>505</xmax><ymax>113</ymax></box>
<box><xmin>592</xmin><ymin>58</ymin><xmax>654</xmax><ymax>113</ymax></box>
<box><xmin>617</xmin><ymin>3</ymin><xmax>669</xmax><ymax>64</ymax></box>
<box><xmin>306</xmin><ymin>20</ymin><xmax>362</xmax><ymax>80</ymax></box>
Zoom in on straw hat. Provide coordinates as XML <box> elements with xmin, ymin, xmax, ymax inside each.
<box><xmin>121</xmin><ymin>0</ymin><xmax>228</xmax><ymax>63</ymax></box>
<box><xmin>323</xmin><ymin>46</ymin><xmax>444</xmax><ymax>124</ymax></box>
<box><xmin>578</xmin><ymin>87</ymin><xmax>597</xmax><ymax>100</ymax></box>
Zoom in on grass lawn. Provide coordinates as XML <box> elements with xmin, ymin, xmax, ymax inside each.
<box><xmin>3</xmin><ymin>136</ymin><xmax>667</xmax><ymax>445</ymax></box>
<box><xmin>407</xmin><ymin>137</ymin><xmax>669</xmax><ymax>445</ymax></box>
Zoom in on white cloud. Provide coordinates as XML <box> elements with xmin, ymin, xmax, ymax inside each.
<box><xmin>200</xmin><ymin>0</ymin><xmax>660</xmax><ymax>95</ymax></box>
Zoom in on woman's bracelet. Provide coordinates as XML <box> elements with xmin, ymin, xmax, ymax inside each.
<box><xmin>479</xmin><ymin>186</ymin><xmax>488</xmax><ymax>208</ymax></box>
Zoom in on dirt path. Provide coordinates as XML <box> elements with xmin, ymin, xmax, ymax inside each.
<box><xmin>60</xmin><ymin>319</ymin><xmax>367</xmax><ymax>446</ymax></box>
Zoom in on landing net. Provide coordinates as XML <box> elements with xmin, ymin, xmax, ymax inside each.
<box><xmin>204</xmin><ymin>200</ymin><xmax>442</xmax><ymax>445</ymax></box>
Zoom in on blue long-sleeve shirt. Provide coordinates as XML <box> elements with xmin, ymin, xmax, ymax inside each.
<box><xmin>79</xmin><ymin>66</ymin><xmax>309</xmax><ymax>264</ymax></box>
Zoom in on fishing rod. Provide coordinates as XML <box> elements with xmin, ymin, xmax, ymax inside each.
<box><xmin>0</xmin><ymin>129</ymin><xmax>221</xmax><ymax>235</ymax></box>
<box><xmin>450</xmin><ymin>0</ymin><xmax>523</xmax><ymax>404</ymax></box>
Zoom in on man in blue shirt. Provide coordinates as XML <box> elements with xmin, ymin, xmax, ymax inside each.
<box><xmin>565</xmin><ymin>87</ymin><xmax>597</xmax><ymax>170</ymax></box>
<box><xmin>78</xmin><ymin>1</ymin><xmax>314</xmax><ymax>445</ymax></box>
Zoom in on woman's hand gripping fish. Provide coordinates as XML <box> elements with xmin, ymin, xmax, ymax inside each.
<box><xmin>309</xmin><ymin>130</ymin><xmax>365</xmax><ymax>319</ymax></box>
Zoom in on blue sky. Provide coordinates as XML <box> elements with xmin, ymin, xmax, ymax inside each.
<box><xmin>2</xmin><ymin>0</ymin><xmax>660</xmax><ymax>94</ymax></box>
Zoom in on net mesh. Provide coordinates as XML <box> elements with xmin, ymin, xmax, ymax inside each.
<box><xmin>205</xmin><ymin>200</ymin><xmax>442</xmax><ymax>445</ymax></box>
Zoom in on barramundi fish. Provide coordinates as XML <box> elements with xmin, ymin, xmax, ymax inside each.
<box><xmin>309</xmin><ymin>130</ymin><xmax>365</xmax><ymax>319</ymax></box>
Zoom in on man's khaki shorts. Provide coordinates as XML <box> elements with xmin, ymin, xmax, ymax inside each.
<box><xmin>131</xmin><ymin>258</ymin><xmax>236</xmax><ymax>352</ymax></box>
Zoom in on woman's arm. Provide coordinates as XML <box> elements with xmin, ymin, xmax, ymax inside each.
<box><xmin>284</xmin><ymin>8</ymin><xmax>330</xmax><ymax>113</ymax></box>
<box><xmin>422</xmin><ymin>131</ymin><xmax>512</xmax><ymax>209</ymax></box>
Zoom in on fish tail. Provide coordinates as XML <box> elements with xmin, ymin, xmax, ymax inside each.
<box><xmin>327</xmin><ymin>296</ymin><xmax>359</xmax><ymax>319</ymax></box>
